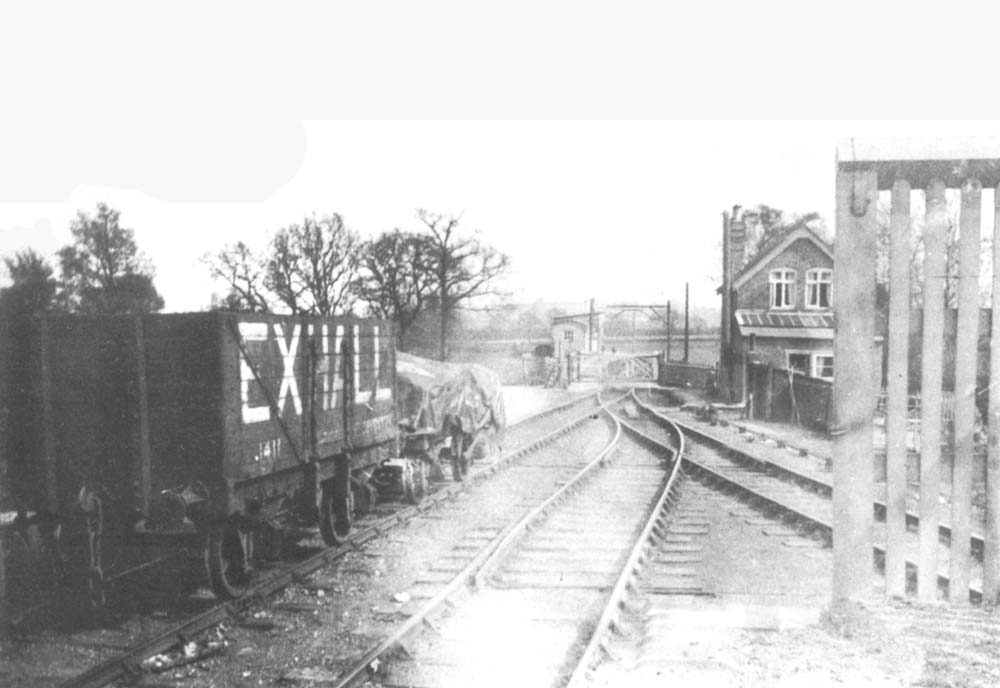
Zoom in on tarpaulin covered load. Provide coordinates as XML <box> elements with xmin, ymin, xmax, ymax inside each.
<box><xmin>396</xmin><ymin>352</ymin><xmax>506</xmax><ymax>436</ymax></box>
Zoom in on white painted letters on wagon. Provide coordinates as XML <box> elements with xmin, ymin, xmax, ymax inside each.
<box><xmin>238</xmin><ymin>321</ymin><xmax>390</xmax><ymax>425</ymax></box>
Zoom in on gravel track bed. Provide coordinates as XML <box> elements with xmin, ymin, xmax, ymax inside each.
<box><xmin>383</xmin><ymin>430</ymin><xmax>666</xmax><ymax>688</ymax></box>
<box><xmin>582</xmin><ymin>470</ymin><xmax>924</xmax><ymax>687</ymax></box>
<box><xmin>631</xmin><ymin>406</ymin><xmax>985</xmax><ymax>598</ymax></box>
<box><xmin>96</xmin><ymin>412</ymin><xmax>612</xmax><ymax>687</ymax></box>
<box><xmin>0</xmin><ymin>396</ymin><xmax>601</xmax><ymax>688</ymax></box>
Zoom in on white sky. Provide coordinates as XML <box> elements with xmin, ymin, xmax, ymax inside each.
<box><xmin>2</xmin><ymin>4</ymin><xmax>999</xmax><ymax>314</ymax></box>
<box><xmin>5</xmin><ymin>120</ymin><xmax>1000</xmax><ymax>314</ymax></box>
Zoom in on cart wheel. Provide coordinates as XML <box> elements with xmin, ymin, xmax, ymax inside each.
<box><xmin>351</xmin><ymin>480</ymin><xmax>376</xmax><ymax>516</ymax></box>
<box><xmin>86</xmin><ymin>567</ymin><xmax>106</xmax><ymax>612</ymax></box>
<box><xmin>319</xmin><ymin>481</ymin><xmax>354</xmax><ymax>546</ymax></box>
<box><xmin>402</xmin><ymin>459</ymin><xmax>427</xmax><ymax>504</ymax></box>
<box><xmin>205</xmin><ymin>522</ymin><xmax>251</xmax><ymax>599</ymax></box>
<box><xmin>451</xmin><ymin>452</ymin><xmax>469</xmax><ymax>482</ymax></box>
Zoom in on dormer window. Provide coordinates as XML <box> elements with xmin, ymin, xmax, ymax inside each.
<box><xmin>806</xmin><ymin>268</ymin><xmax>832</xmax><ymax>309</ymax></box>
<box><xmin>769</xmin><ymin>269</ymin><xmax>795</xmax><ymax>309</ymax></box>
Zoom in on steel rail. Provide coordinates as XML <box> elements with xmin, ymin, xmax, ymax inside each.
<box><xmin>472</xmin><ymin>390</ymin><xmax>624</xmax><ymax>587</ymax></box>
<box><xmin>329</xmin><ymin>392</ymin><xmax>628</xmax><ymax>688</ymax></box>
<box><xmin>8</xmin><ymin>392</ymin><xmax>602</xmax><ymax>635</ymax></box>
<box><xmin>59</xmin><ymin>393</ymin><xmax>601</xmax><ymax>688</ymax></box>
<box><xmin>633</xmin><ymin>394</ymin><xmax>983</xmax><ymax>604</ymax></box>
<box><xmin>640</xmin><ymin>389</ymin><xmax>985</xmax><ymax>557</ymax></box>
<box><xmin>564</xmin><ymin>392</ymin><xmax>686</xmax><ymax>688</ymax></box>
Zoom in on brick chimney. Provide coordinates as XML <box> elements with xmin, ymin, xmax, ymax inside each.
<box><xmin>721</xmin><ymin>205</ymin><xmax>748</xmax><ymax>402</ymax></box>
<box><xmin>727</xmin><ymin>204</ymin><xmax>747</xmax><ymax>278</ymax></box>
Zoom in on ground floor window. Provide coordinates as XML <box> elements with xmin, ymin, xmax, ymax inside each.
<box><xmin>787</xmin><ymin>352</ymin><xmax>810</xmax><ymax>375</ymax></box>
<box><xmin>813</xmin><ymin>354</ymin><xmax>834</xmax><ymax>380</ymax></box>
<box><xmin>785</xmin><ymin>351</ymin><xmax>834</xmax><ymax>380</ymax></box>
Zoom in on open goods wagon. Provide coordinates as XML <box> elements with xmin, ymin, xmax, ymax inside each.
<box><xmin>0</xmin><ymin>312</ymin><xmax>400</xmax><ymax>604</ymax></box>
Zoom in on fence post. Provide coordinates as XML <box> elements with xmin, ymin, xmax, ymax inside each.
<box><xmin>764</xmin><ymin>365</ymin><xmax>774</xmax><ymax>421</ymax></box>
<box><xmin>950</xmin><ymin>178</ymin><xmax>981</xmax><ymax>601</ymax></box>
<box><xmin>987</xmin><ymin>184</ymin><xmax>1000</xmax><ymax>604</ymax></box>
<box><xmin>832</xmin><ymin>165</ymin><xmax>877</xmax><ymax>603</ymax></box>
<box><xmin>917</xmin><ymin>179</ymin><xmax>949</xmax><ymax>602</ymax></box>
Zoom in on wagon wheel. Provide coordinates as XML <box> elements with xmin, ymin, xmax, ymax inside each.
<box><xmin>319</xmin><ymin>480</ymin><xmax>354</xmax><ymax>547</ymax></box>
<box><xmin>79</xmin><ymin>488</ymin><xmax>106</xmax><ymax>613</ymax></box>
<box><xmin>204</xmin><ymin>522</ymin><xmax>251</xmax><ymax>599</ymax></box>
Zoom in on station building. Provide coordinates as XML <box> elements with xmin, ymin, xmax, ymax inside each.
<box><xmin>718</xmin><ymin>209</ymin><xmax>836</xmax><ymax>403</ymax></box>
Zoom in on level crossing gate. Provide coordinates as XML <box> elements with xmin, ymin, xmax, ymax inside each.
<box><xmin>833</xmin><ymin>140</ymin><xmax>1000</xmax><ymax>606</ymax></box>
<box><xmin>574</xmin><ymin>352</ymin><xmax>659</xmax><ymax>383</ymax></box>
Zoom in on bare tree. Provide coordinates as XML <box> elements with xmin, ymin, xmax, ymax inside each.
<box><xmin>874</xmin><ymin>193</ymin><xmax>993</xmax><ymax>309</ymax></box>
<box><xmin>204</xmin><ymin>241</ymin><xmax>271</xmax><ymax>313</ymax></box>
<box><xmin>354</xmin><ymin>230</ymin><xmax>435</xmax><ymax>346</ymax></box>
<box><xmin>266</xmin><ymin>214</ymin><xmax>360</xmax><ymax>316</ymax></box>
<box><xmin>417</xmin><ymin>209</ymin><xmax>510</xmax><ymax>360</ymax></box>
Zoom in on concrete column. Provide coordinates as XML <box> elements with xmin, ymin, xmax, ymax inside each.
<box><xmin>832</xmin><ymin>166</ymin><xmax>878</xmax><ymax>603</ymax></box>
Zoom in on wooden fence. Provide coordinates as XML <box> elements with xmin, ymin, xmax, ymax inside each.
<box><xmin>745</xmin><ymin>362</ymin><xmax>832</xmax><ymax>431</ymax></box>
<box><xmin>833</xmin><ymin>140</ymin><xmax>1000</xmax><ymax>606</ymax></box>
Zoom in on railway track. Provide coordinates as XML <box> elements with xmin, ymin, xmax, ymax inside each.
<box><xmin>636</xmin><ymin>387</ymin><xmax>988</xmax><ymax>558</ymax></box>
<box><xmin>2</xmin><ymin>393</ymin><xmax>599</xmax><ymax>688</ymax></box>
<box><xmin>16</xmin><ymin>383</ymin><xmax>976</xmax><ymax>687</ymax></box>
<box><xmin>326</xmin><ymin>391</ymin><xmax>683</xmax><ymax>688</ymax></box>
<box><xmin>570</xmin><ymin>399</ymin><xmax>831</xmax><ymax>687</ymax></box>
<box><xmin>629</xmin><ymin>391</ymin><xmax>983</xmax><ymax>601</ymax></box>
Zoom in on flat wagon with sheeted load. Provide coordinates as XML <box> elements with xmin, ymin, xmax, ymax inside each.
<box><xmin>0</xmin><ymin>312</ymin><xmax>399</xmax><ymax>604</ymax></box>
<box><xmin>382</xmin><ymin>352</ymin><xmax>505</xmax><ymax>489</ymax></box>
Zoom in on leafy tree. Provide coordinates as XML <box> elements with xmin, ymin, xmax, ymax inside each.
<box><xmin>204</xmin><ymin>241</ymin><xmax>271</xmax><ymax>313</ymax></box>
<box><xmin>58</xmin><ymin>203</ymin><xmax>164</xmax><ymax>313</ymax></box>
<box><xmin>416</xmin><ymin>209</ymin><xmax>510</xmax><ymax>360</ymax></box>
<box><xmin>0</xmin><ymin>249</ymin><xmax>58</xmax><ymax>318</ymax></box>
<box><xmin>265</xmin><ymin>214</ymin><xmax>360</xmax><ymax>316</ymax></box>
<box><xmin>354</xmin><ymin>230</ymin><xmax>435</xmax><ymax>346</ymax></box>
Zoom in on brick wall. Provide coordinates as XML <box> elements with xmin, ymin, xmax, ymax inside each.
<box><xmin>737</xmin><ymin>238</ymin><xmax>833</xmax><ymax>310</ymax></box>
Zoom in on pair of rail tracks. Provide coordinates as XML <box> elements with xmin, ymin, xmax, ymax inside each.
<box><xmin>7</xmin><ymin>393</ymin><xmax>597</xmax><ymax>688</ymax></box>
<box><xmin>574</xmin><ymin>389</ymin><xmax>990</xmax><ymax>685</ymax></box>
<box><xmin>30</xmin><ymin>383</ymin><xmax>982</xmax><ymax>687</ymax></box>
<box><xmin>636</xmin><ymin>389</ymin><xmax>986</xmax><ymax>601</ymax></box>
<box><xmin>325</xmin><ymin>390</ymin><xmax>686</xmax><ymax>688</ymax></box>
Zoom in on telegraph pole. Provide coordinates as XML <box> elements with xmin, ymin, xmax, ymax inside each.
<box><xmin>588</xmin><ymin>298</ymin><xmax>595</xmax><ymax>352</ymax></box>
<box><xmin>684</xmin><ymin>282</ymin><xmax>690</xmax><ymax>363</ymax></box>
<box><xmin>666</xmin><ymin>301</ymin><xmax>671</xmax><ymax>362</ymax></box>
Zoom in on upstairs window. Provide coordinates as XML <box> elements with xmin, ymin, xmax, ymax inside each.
<box><xmin>563</xmin><ymin>329</ymin><xmax>574</xmax><ymax>341</ymax></box>
<box><xmin>806</xmin><ymin>268</ymin><xmax>833</xmax><ymax>308</ymax></box>
<box><xmin>769</xmin><ymin>269</ymin><xmax>795</xmax><ymax>309</ymax></box>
